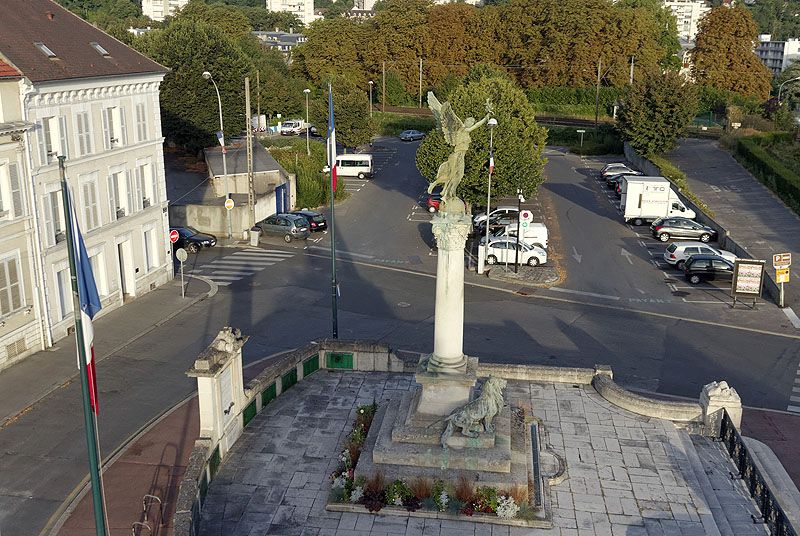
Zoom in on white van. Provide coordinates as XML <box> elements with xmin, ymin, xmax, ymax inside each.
<box><xmin>479</xmin><ymin>222</ymin><xmax>549</xmax><ymax>249</ymax></box>
<box><xmin>336</xmin><ymin>154</ymin><xmax>373</xmax><ymax>179</ymax></box>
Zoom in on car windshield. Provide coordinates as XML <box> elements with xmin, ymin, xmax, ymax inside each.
<box><xmin>666</xmin><ymin>244</ymin><xmax>677</xmax><ymax>253</ymax></box>
<box><xmin>311</xmin><ymin>215</ymin><xmax>325</xmax><ymax>222</ymax></box>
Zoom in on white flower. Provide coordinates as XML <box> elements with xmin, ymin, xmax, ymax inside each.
<box><xmin>437</xmin><ymin>490</ymin><xmax>449</xmax><ymax>511</ymax></box>
<box><xmin>350</xmin><ymin>486</ymin><xmax>364</xmax><ymax>503</ymax></box>
<box><xmin>332</xmin><ymin>475</ymin><xmax>347</xmax><ymax>489</ymax></box>
<box><xmin>394</xmin><ymin>496</ymin><xmax>404</xmax><ymax>506</ymax></box>
<box><xmin>496</xmin><ymin>495</ymin><xmax>520</xmax><ymax>519</ymax></box>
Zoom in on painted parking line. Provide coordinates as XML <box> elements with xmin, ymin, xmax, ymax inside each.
<box><xmin>783</xmin><ymin>307</ymin><xmax>800</xmax><ymax>329</ymax></box>
<box><xmin>548</xmin><ymin>287</ymin><xmax>620</xmax><ymax>300</ymax></box>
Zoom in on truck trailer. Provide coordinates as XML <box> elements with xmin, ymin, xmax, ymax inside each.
<box><xmin>620</xmin><ymin>176</ymin><xmax>696</xmax><ymax>225</ymax></box>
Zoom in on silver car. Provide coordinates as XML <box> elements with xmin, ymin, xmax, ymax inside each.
<box><xmin>663</xmin><ymin>242</ymin><xmax>736</xmax><ymax>270</ymax></box>
<box><xmin>399</xmin><ymin>129</ymin><xmax>425</xmax><ymax>141</ymax></box>
<box><xmin>254</xmin><ymin>213</ymin><xmax>310</xmax><ymax>243</ymax></box>
<box><xmin>650</xmin><ymin>217</ymin><xmax>716</xmax><ymax>243</ymax></box>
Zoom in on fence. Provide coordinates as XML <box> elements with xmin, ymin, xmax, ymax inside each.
<box><xmin>719</xmin><ymin>410</ymin><xmax>799</xmax><ymax>536</ymax></box>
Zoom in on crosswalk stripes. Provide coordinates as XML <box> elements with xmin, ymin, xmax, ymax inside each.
<box><xmin>787</xmin><ymin>365</ymin><xmax>800</xmax><ymax>414</ymax></box>
<box><xmin>195</xmin><ymin>248</ymin><xmax>294</xmax><ymax>286</ymax></box>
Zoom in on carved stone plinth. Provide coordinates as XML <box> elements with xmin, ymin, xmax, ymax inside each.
<box><xmin>415</xmin><ymin>355</ymin><xmax>477</xmax><ymax>417</ymax></box>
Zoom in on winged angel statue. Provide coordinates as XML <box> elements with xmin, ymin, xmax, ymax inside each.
<box><xmin>426</xmin><ymin>92</ymin><xmax>493</xmax><ymax>213</ymax></box>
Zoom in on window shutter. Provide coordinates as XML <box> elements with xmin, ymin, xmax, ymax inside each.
<box><xmin>43</xmin><ymin>195</ymin><xmax>54</xmax><ymax>246</ymax></box>
<box><xmin>126</xmin><ymin>170</ymin><xmax>134</xmax><ymax>214</ymax></box>
<box><xmin>102</xmin><ymin>109</ymin><xmax>111</xmax><ymax>150</ymax></box>
<box><xmin>59</xmin><ymin>116</ymin><xmax>68</xmax><ymax>158</ymax></box>
<box><xmin>149</xmin><ymin>164</ymin><xmax>158</xmax><ymax>204</ymax></box>
<box><xmin>119</xmin><ymin>107</ymin><xmax>128</xmax><ymax>146</ymax></box>
<box><xmin>84</xmin><ymin>113</ymin><xmax>93</xmax><ymax>154</ymax></box>
<box><xmin>9</xmin><ymin>163</ymin><xmax>23</xmax><ymax>218</ymax></box>
<box><xmin>76</xmin><ymin>114</ymin><xmax>85</xmax><ymax>156</ymax></box>
<box><xmin>135</xmin><ymin>166</ymin><xmax>145</xmax><ymax>210</ymax></box>
<box><xmin>37</xmin><ymin>120</ymin><xmax>48</xmax><ymax>165</ymax></box>
<box><xmin>82</xmin><ymin>182</ymin><xmax>92</xmax><ymax>229</ymax></box>
<box><xmin>0</xmin><ymin>261</ymin><xmax>8</xmax><ymax>315</ymax></box>
<box><xmin>107</xmin><ymin>175</ymin><xmax>117</xmax><ymax>221</ymax></box>
<box><xmin>8</xmin><ymin>258</ymin><xmax>20</xmax><ymax>310</ymax></box>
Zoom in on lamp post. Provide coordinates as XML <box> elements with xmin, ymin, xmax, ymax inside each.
<box><xmin>202</xmin><ymin>71</ymin><xmax>232</xmax><ymax>240</ymax></box>
<box><xmin>778</xmin><ymin>76</ymin><xmax>800</xmax><ymax>105</ymax></box>
<box><xmin>481</xmin><ymin>118</ymin><xmax>497</xmax><ymax>275</ymax></box>
<box><xmin>303</xmin><ymin>88</ymin><xmax>311</xmax><ymax>156</ymax></box>
<box><xmin>368</xmin><ymin>80</ymin><xmax>374</xmax><ymax>118</ymax></box>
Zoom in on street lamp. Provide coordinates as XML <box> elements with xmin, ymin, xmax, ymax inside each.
<box><xmin>778</xmin><ymin>76</ymin><xmax>800</xmax><ymax>105</ymax></box>
<box><xmin>303</xmin><ymin>88</ymin><xmax>311</xmax><ymax>156</ymax></box>
<box><xmin>202</xmin><ymin>70</ymin><xmax>232</xmax><ymax>240</ymax></box>
<box><xmin>481</xmin><ymin>117</ymin><xmax>497</xmax><ymax>275</ymax></box>
<box><xmin>368</xmin><ymin>80</ymin><xmax>374</xmax><ymax>118</ymax></box>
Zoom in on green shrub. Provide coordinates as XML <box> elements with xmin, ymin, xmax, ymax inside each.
<box><xmin>375</xmin><ymin>112</ymin><xmax>435</xmax><ymax>136</ymax></box>
<box><xmin>732</xmin><ymin>136</ymin><xmax>800</xmax><ymax>215</ymax></box>
<box><xmin>648</xmin><ymin>155</ymin><xmax>714</xmax><ymax>217</ymax></box>
<box><xmin>546</xmin><ymin>124</ymin><xmax>623</xmax><ymax>155</ymax></box>
<box><xmin>266</xmin><ymin>138</ymin><xmax>346</xmax><ymax>208</ymax></box>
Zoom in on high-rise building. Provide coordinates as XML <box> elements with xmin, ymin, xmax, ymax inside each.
<box><xmin>266</xmin><ymin>0</ymin><xmax>317</xmax><ymax>27</ymax></box>
<box><xmin>142</xmin><ymin>0</ymin><xmax>189</xmax><ymax>22</ymax></box>
<box><xmin>663</xmin><ymin>0</ymin><xmax>712</xmax><ymax>42</ymax></box>
<box><xmin>756</xmin><ymin>34</ymin><xmax>800</xmax><ymax>76</ymax></box>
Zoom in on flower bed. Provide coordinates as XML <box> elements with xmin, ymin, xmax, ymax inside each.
<box><xmin>329</xmin><ymin>403</ymin><xmax>537</xmax><ymax>523</ymax></box>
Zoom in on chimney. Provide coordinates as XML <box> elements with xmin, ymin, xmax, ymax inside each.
<box><xmin>46</xmin><ymin>11</ymin><xmax>55</xmax><ymax>20</ymax></box>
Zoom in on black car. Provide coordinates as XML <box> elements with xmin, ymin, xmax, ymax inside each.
<box><xmin>291</xmin><ymin>210</ymin><xmax>328</xmax><ymax>232</ymax></box>
<box><xmin>475</xmin><ymin>213</ymin><xmax>518</xmax><ymax>236</ymax></box>
<box><xmin>683</xmin><ymin>254</ymin><xmax>734</xmax><ymax>285</ymax></box>
<box><xmin>171</xmin><ymin>226</ymin><xmax>216</xmax><ymax>254</ymax></box>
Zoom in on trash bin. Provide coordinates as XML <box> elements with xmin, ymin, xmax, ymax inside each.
<box><xmin>249</xmin><ymin>228</ymin><xmax>261</xmax><ymax>246</ymax></box>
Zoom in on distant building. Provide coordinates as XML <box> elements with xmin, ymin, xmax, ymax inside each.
<box><xmin>128</xmin><ymin>27</ymin><xmax>155</xmax><ymax>37</ymax></box>
<box><xmin>663</xmin><ymin>0</ymin><xmax>711</xmax><ymax>42</ymax></box>
<box><xmin>266</xmin><ymin>0</ymin><xmax>316</xmax><ymax>27</ymax></box>
<box><xmin>353</xmin><ymin>0</ymin><xmax>378</xmax><ymax>9</ymax></box>
<box><xmin>142</xmin><ymin>0</ymin><xmax>189</xmax><ymax>22</ymax></box>
<box><xmin>252</xmin><ymin>30</ymin><xmax>307</xmax><ymax>56</ymax></box>
<box><xmin>756</xmin><ymin>34</ymin><xmax>800</xmax><ymax>76</ymax></box>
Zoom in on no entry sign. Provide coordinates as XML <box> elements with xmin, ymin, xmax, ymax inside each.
<box><xmin>169</xmin><ymin>229</ymin><xmax>179</xmax><ymax>244</ymax></box>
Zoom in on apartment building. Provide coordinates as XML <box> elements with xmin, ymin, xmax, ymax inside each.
<box><xmin>0</xmin><ymin>0</ymin><xmax>172</xmax><ymax>367</ymax></box>
<box><xmin>142</xmin><ymin>0</ymin><xmax>189</xmax><ymax>22</ymax></box>
<box><xmin>756</xmin><ymin>34</ymin><xmax>800</xmax><ymax>76</ymax></box>
<box><xmin>663</xmin><ymin>0</ymin><xmax>711</xmax><ymax>42</ymax></box>
<box><xmin>266</xmin><ymin>0</ymin><xmax>317</xmax><ymax>26</ymax></box>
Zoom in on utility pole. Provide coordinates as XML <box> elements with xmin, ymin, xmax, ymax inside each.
<box><xmin>629</xmin><ymin>56</ymin><xmax>634</xmax><ymax>85</ymax></box>
<box><xmin>256</xmin><ymin>70</ymin><xmax>261</xmax><ymax>132</ymax></box>
<box><xmin>245</xmin><ymin>77</ymin><xmax>255</xmax><ymax>229</ymax></box>
<box><xmin>382</xmin><ymin>61</ymin><xmax>386</xmax><ymax>113</ymax></box>
<box><xmin>595</xmin><ymin>58</ymin><xmax>602</xmax><ymax>130</ymax></box>
<box><xmin>419</xmin><ymin>57</ymin><xmax>423</xmax><ymax>108</ymax></box>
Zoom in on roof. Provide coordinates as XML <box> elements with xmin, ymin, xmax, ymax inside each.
<box><xmin>0</xmin><ymin>0</ymin><xmax>167</xmax><ymax>83</ymax></box>
<box><xmin>205</xmin><ymin>139</ymin><xmax>283</xmax><ymax>177</ymax></box>
<box><xmin>0</xmin><ymin>58</ymin><xmax>21</xmax><ymax>78</ymax></box>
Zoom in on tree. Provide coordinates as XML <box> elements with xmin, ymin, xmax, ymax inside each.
<box><xmin>308</xmin><ymin>78</ymin><xmax>376</xmax><ymax>149</ymax></box>
<box><xmin>171</xmin><ymin>0</ymin><xmax>252</xmax><ymax>40</ymax></box>
<box><xmin>617</xmin><ymin>71</ymin><xmax>698</xmax><ymax>155</ymax></box>
<box><xmin>416</xmin><ymin>75</ymin><xmax>547</xmax><ymax>206</ymax></box>
<box><xmin>239</xmin><ymin>7</ymin><xmax>302</xmax><ymax>31</ymax></box>
<box><xmin>291</xmin><ymin>18</ymin><xmax>369</xmax><ymax>88</ymax></box>
<box><xmin>135</xmin><ymin>20</ymin><xmax>252</xmax><ymax>151</ymax></box>
<box><xmin>692</xmin><ymin>6</ymin><xmax>773</xmax><ymax>100</ymax></box>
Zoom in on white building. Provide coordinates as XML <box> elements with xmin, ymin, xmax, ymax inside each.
<box><xmin>0</xmin><ymin>0</ymin><xmax>172</xmax><ymax>367</ymax></box>
<box><xmin>756</xmin><ymin>34</ymin><xmax>800</xmax><ymax>76</ymax></box>
<box><xmin>142</xmin><ymin>0</ymin><xmax>189</xmax><ymax>22</ymax></box>
<box><xmin>267</xmin><ymin>0</ymin><xmax>316</xmax><ymax>27</ymax></box>
<box><xmin>663</xmin><ymin>0</ymin><xmax>711</xmax><ymax>42</ymax></box>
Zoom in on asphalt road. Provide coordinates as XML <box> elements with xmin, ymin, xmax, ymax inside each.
<box><xmin>2</xmin><ymin>137</ymin><xmax>800</xmax><ymax>535</ymax></box>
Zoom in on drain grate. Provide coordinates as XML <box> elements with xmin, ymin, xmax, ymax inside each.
<box><xmin>531</xmin><ymin>423</ymin><xmax>543</xmax><ymax>507</ymax></box>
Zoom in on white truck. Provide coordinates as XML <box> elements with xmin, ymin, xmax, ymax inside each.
<box><xmin>480</xmin><ymin>222</ymin><xmax>549</xmax><ymax>249</ymax></box>
<box><xmin>280</xmin><ymin>119</ymin><xmax>309</xmax><ymax>135</ymax></box>
<box><xmin>620</xmin><ymin>176</ymin><xmax>696</xmax><ymax>225</ymax></box>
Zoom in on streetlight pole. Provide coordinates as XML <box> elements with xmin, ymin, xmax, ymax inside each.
<box><xmin>514</xmin><ymin>188</ymin><xmax>523</xmax><ymax>273</ymax></box>
<box><xmin>203</xmin><ymin>71</ymin><xmax>232</xmax><ymax>240</ymax></box>
<box><xmin>778</xmin><ymin>76</ymin><xmax>800</xmax><ymax>105</ymax></box>
<box><xmin>368</xmin><ymin>80</ymin><xmax>373</xmax><ymax>118</ymax></box>
<box><xmin>304</xmin><ymin>88</ymin><xmax>311</xmax><ymax>156</ymax></box>
<box><xmin>481</xmin><ymin>118</ymin><xmax>497</xmax><ymax>275</ymax></box>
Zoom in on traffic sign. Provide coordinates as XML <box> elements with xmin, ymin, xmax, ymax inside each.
<box><xmin>777</xmin><ymin>268</ymin><xmax>790</xmax><ymax>283</ymax></box>
<box><xmin>169</xmin><ymin>229</ymin><xmax>179</xmax><ymax>244</ymax></box>
<box><xmin>224</xmin><ymin>198</ymin><xmax>235</xmax><ymax>210</ymax></box>
<box><xmin>175</xmin><ymin>248</ymin><xmax>188</xmax><ymax>262</ymax></box>
<box><xmin>773</xmin><ymin>252</ymin><xmax>791</xmax><ymax>268</ymax></box>
<box><xmin>519</xmin><ymin>210</ymin><xmax>533</xmax><ymax>223</ymax></box>
<box><xmin>522</xmin><ymin>222</ymin><xmax>529</xmax><ymax>228</ymax></box>
<box><xmin>576</xmin><ymin>129</ymin><xmax>586</xmax><ymax>133</ymax></box>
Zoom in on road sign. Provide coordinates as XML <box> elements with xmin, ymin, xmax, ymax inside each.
<box><xmin>519</xmin><ymin>210</ymin><xmax>533</xmax><ymax>223</ymax></box>
<box><xmin>773</xmin><ymin>252</ymin><xmax>791</xmax><ymax>268</ymax></box>
<box><xmin>576</xmin><ymin>129</ymin><xmax>586</xmax><ymax>133</ymax></box>
<box><xmin>777</xmin><ymin>268</ymin><xmax>790</xmax><ymax>283</ymax></box>
<box><xmin>175</xmin><ymin>248</ymin><xmax>188</xmax><ymax>262</ymax></box>
<box><xmin>522</xmin><ymin>222</ymin><xmax>529</xmax><ymax>228</ymax></box>
<box><xmin>169</xmin><ymin>229</ymin><xmax>179</xmax><ymax>244</ymax></box>
<box><xmin>224</xmin><ymin>198</ymin><xmax>235</xmax><ymax>210</ymax></box>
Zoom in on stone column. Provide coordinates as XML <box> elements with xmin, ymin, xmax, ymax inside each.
<box><xmin>428</xmin><ymin>212</ymin><xmax>472</xmax><ymax>373</ymax></box>
<box><xmin>700</xmin><ymin>380</ymin><xmax>742</xmax><ymax>437</ymax></box>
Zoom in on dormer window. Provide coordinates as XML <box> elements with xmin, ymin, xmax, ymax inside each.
<box><xmin>34</xmin><ymin>42</ymin><xmax>56</xmax><ymax>58</ymax></box>
<box><xmin>90</xmin><ymin>42</ymin><xmax>109</xmax><ymax>56</ymax></box>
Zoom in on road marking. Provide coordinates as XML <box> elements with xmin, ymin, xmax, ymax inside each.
<box><xmin>205</xmin><ymin>274</ymin><xmax>246</xmax><ymax>280</ymax></box>
<box><xmin>211</xmin><ymin>270</ymin><xmax>256</xmax><ymax>275</ymax></box>
<box><xmin>244</xmin><ymin>249</ymin><xmax>294</xmax><ymax>256</ymax></box>
<box><xmin>307</xmin><ymin>245</ymin><xmax>373</xmax><ymax>258</ymax></box>
<box><xmin>206</xmin><ymin>259</ymin><xmax>278</xmax><ymax>266</ymax></box>
<box><xmin>549</xmin><ymin>287</ymin><xmax>620</xmax><ymax>300</ymax></box>
<box><xmin>790</xmin><ymin>395</ymin><xmax>800</xmax><ymax>403</ymax></box>
<box><xmin>783</xmin><ymin>307</ymin><xmax>800</xmax><ymax>329</ymax></box>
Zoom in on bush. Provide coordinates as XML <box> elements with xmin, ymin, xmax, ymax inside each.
<box><xmin>732</xmin><ymin>135</ymin><xmax>800</xmax><ymax>215</ymax></box>
<box><xmin>266</xmin><ymin>138</ymin><xmax>346</xmax><ymax>208</ymax></box>
<box><xmin>546</xmin><ymin>124</ymin><xmax>623</xmax><ymax>155</ymax></box>
<box><xmin>375</xmin><ymin>113</ymin><xmax>435</xmax><ymax>136</ymax></box>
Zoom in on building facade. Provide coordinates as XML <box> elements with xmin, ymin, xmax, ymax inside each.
<box><xmin>756</xmin><ymin>34</ymin><xmax>800</xmax><ymax>76</ymax></box>
<box><xmin>0</xmin><ymin>0</ymin><xmax>172</xmax><ymax>368</ymax></box>
<box><xmin>663</xmin><ymin>0</ymin><xmax>711</xmax><ymax>42</ymax></box>
<box><xmin>266</xmin><ymin>0</ymin><xmax>317</xmax><ymax>27</ymax></box>
<box><xmin>142</xmin><ymin>0</ymin><xmax>189</xmax><ymax>22</ymax></box>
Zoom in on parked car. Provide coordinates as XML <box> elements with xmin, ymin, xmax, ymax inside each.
<box><xmin>484</xmin><ymin>238</ymin><xmax>547</xmax><ymax>267</ymax></box>
<box><xmin>605</xmin><ymin>171</ymin><xmax>642</xmax><ymax>189</ymax></box>
<box><xmin>602</xmin><ymin>165</ymin><xmax>637</xmax><ymax>178</ymax></box>
<box><xmin>474</xmin><ymin>213</ymin><xmax>519</xmax><ymax>236</ymax></box>
<box><xmin>682</xmin><ymin>254</ymin><xmax>734</xmax><ymax>285</ymax></box>
<box><xmin>253</xmin><ymin>213</ymin><xmax>310</xmax><ymax>242</ymax></box>
<box><xmin>291</xmin><ymin>209</ymin><xmax>327</xmax><ymax>232</ymax></box>
<box><xmin>479</xmin><ymin>222</ymin><xmax>549</xmax><ymax>249</ymax></box>
<box><xmin>280</xmin><ymin>120</ymin><xmax>308</xmax><ymax>135</ymax></box>
<box><xmin>170</xmin><ymin>226</ymin><xmax>216</xmax><ymax>254</ymax></box>
<box><xmin>400</xmin><ymin>130</ymin><xmax>425</xmax><ymax>141</ymax></box>
<box><xmin>650</xmin><ymin>217</ymin><xmax>716</xmax><ymax>243</ymax></box>
<box><xmin>663</xmin><ymin>242</ymin><xmax>736</xmax><ymax>270</ymax></box>
<box><xmin>601</xmin><ymin>162</ymin><xmax>630</xmax><ymax>174</ymax></box>
<box><xmin>427</xmin><ymin>192</ymin><xmax>442</xmax><ymax>213</ymax></box>
<box><xmin>473</xmin><ymin>206</ymin><xmax>518</xmax><ymax>226</ymax></box>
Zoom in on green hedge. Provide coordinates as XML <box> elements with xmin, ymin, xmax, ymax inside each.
<box><xmin>527</xmin><ymin>86</ymin><xmax>623</xmax><ymax>107</ymax></box>
<box><xmin>265</xmin><ymin>137</ymin><xmax>346</xmax><ymax>208</ymax></box>
<box><xmin>648</xmin><ymin>154</ymin><xmax>714</xmax><ymax>218</ymax></box>
<box><xmin>375</xmin><ymin>113</ymin><xmax>435</xmax><ymax>136</ymax></box>
<box><xmin>733</xmin><ymin>136</ymin><xmax>800</xmax><ymax>215</ymax></box>
<box><xmin>546</xmin><ymin>125</ymin><xmax>623</xmax><ymax>155</ymax></box>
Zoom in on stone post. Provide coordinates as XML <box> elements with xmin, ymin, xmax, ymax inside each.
<box><xmin>699</xmin><ymin>380</ymin><xmax>742</xmax><ymax>438</ymax></box>
<box><xmin>186</xmin><ymin>327</ymin><xmax>249</xmax><ymax>459</ymax></box>
<box><xmin>428</xmin><ymin>212</ymin><xmax>472</xmax><ymax>373</ymax></box>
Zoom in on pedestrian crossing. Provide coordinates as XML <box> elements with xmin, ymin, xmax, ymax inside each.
<box><xmin>788</xmin><ymin>363</ymin><xmax>800</xmax><ymax>414</ymax></box>
<box><xmin>194</xmin><ymin>248</ymin><xmax>294</xmax><ymax>286</ymax></box>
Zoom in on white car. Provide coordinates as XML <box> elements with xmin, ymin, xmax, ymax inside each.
<box><xmin>601</xmin><ymin>162</ymin><xmax>630</xmax><ymax>174</ymax></box>
<box><xmin>601</xmin><ymin>165</ymin><xmax>637</xmax><ymax>178</ymax></box>
<box><xmin>663</xmin><ymin>242</ymin><xmax>736</xmax><ymax>269</ymax></box>
<box><xmin>483</xmin><ymin>238</ymin><xmax>547</xmax><ymax>267</ymax></box>
<box><xmin>473</xmin><ymin>206</ymin><xmax>518</xmax><ymax>226</ymax></box>
<box><xmin>479</xmin><ymin>222</ymin><xmax>548</xmax><ymax>249</ymax></box>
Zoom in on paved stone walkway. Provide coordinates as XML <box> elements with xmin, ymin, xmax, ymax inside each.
<box><xmin>199</xmin><ymin>372</ymin><xmax>767</xmax><ymax>536</ymax></box>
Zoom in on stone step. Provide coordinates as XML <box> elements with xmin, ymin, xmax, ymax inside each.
<box><xmin>670</xmin><ymin>430</ymin><xmax>723</xmax><ymax>536</ymax></box>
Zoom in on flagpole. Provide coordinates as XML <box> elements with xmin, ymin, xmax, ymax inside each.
<box><xmin>328</xmin><ymin>82</ymin><xmax>339</xmax><ymax>339</ymax></box>
<box><xmin>59</xmin><ymin>156</ymin><xmax>108</xmax><ymax>536</ymax></box>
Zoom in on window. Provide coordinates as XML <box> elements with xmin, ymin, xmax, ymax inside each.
<box><xmin>34</xmin><ymin>42</ymin><xmax>56</xmax><ymax>58</ymax></box>
<box><xmin>81</xmin><ymin>174</ymin><xmax>100</xmax><ymax>230</ymax></box>
<box><xmin>135</xmin><ymin>102</ymin><xmax>147</xmax><ymax>142</ymax></box>
<box><xmin>75</xmin><ymin>112</ymin><xmax>93</xmax><ymax>156</ymax></box>
<box><xmin>713</xmin><ymin>260</ymin><xmax>732</xmax><ymax>271</ymax></box>
<box><xmin>88</xmin><ymin>249</ymin><xmax>107</xmax><ymax>296</ymax></box>
<box><xmin>0</xmin><ymin>162</ymin><xmax>24</xmax><ymax>219</ymax></box>
<box><xmin>37</xmin><ymin>116</ymin><xmax>68</xmax><ymax>165</ymax></box>
<box><xmin>0</xmin><ymin>255</ymin><xmax>23</xmax><ymax>316</ymax></box>
<box><xmin>90</xmin><ymin>42</ymin><xmax>109</xmax><ymax>56</ymax></box>
<box><xmin>101</xmin><ymin>107</ymin><xmax>127</xmax><ymax>149</ymax></box>
<box><xmin>143</xmin><ymin>227</ymin><xmax>158</xmax><ymax>271</ymax></box>
<box><xmin>107</xmin><ymin>170</ymin><xmax>130</xmax><ymax>220</ymax></box>
<box><xmin>42</xmin><ymin>190</ymin><xmax>65</xmax><ymax>247</ymax></box>
<box><xmin>55</xmin><ymin>266</ymin><xmax>72</xmax><ymax>321</ymax></box>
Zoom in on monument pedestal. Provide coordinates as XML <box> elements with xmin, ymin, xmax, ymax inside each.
<box><xmin>414</xmin><ymin>355</ymin><xmax>477</xmax><ymax>417</ymax></box>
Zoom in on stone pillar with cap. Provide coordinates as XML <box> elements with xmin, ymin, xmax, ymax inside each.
<box><xmin>700</xmin><ymin>380</ymin><xmax>742</xmax><ymax>437</ymax></box>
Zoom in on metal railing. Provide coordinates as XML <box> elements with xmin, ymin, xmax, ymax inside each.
<box><xmin>719</xmin><ymin>410</ymin><xmax>798</xmax><ymax>536</ymax></box>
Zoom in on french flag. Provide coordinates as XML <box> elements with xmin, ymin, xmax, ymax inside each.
<box><xmin>66</xmin><ymin>186</ymin><xmax>102</xmax><ymax>415</ymax></box>
<box><xmin>489</xmin><ymin>150</ymin><xmax>495</xmax><ymax>175</ymax></box>
<box><xmin>327</xmin><ymin>82</ymin><xmax>337</xmax><ymax>191</ymax></box>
